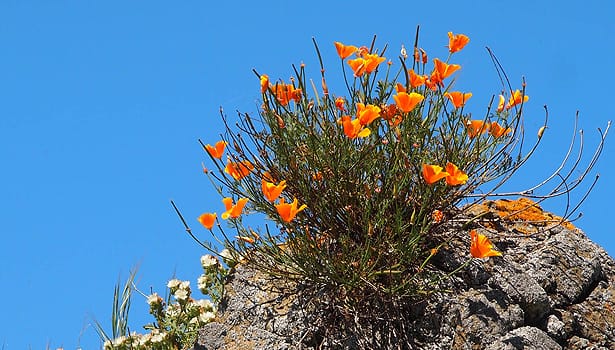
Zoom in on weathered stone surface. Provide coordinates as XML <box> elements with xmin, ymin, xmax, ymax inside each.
<box><xmin>194</xmin><ymin>200</ymin><xmax>615</xmax><ymax>349</ymax></box>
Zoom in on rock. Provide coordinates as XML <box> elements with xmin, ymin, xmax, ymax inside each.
<box><xmin>194</xmin><ymin>199</ymin><xmax>615</xmax><ymax>349</ymax></box>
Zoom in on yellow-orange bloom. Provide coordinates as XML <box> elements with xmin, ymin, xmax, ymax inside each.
<box><xmin>335</xmin><ymin>97</ymin><xmax>345</xmax><ymax>111</ymax></box>
<box><xmin>490</xmin><ymin>122</ymin><xmax>512</xmax><ymax>138</ymax></box>
<box><xmin>363</xmin><ymin>53</ymin><xmax>386</xmax><ymax>73</ymax></box>
<box><xmin>347</xmin><ymin>57</ymin><xmax>367</xmax><ymax>77</ymax></box>
<box><xmin>507</xmin><ymin>89</ymin><xmax>529</xmax><ymax>109</ymax></box>
<box><xmin>466</xmin><ymin>120</ymin><xmax>489</xmax><ymax>138</ymax></box>
<box><xmin>409</xmin><ymin>70</ymin><xmax>427</xmax><ymax>88</ymax></box>
<box><xmin>393</xmin><ymin>92</ymin><xmax>424</xmax><ymax>113</ymax></box>
<box><xmin>198</xmin><ymin>213</ymin><xmax>216</xmax><ymax>230</ymax></box>
<box><xmin>395</xmin><ymin>82</ymin><xmax>407</xmax><ymax>93</ymax></box>
<box><xmin>235</xmin><ymin>235</ymin><xmax>255</xmax><ymax>244</ymax></box>
<box><xmin>470</xmin><ymin>230</ymin><xmax>502</xmax><ymax>258</ymax></box>
<box><xmin>347</xmin><ymin>53</ymin><xmax>385</xmax><ymax>77</ymax></box>
<box><xmin>225</xmin><ymin>160</ymin><xmax>254</xmax><ymax>180</ymax></box>
<box><xmin>221</xmin><ymin>197</ymin><xmax>248</xmax><ymax>220</ymax></box>
<box><xmin>497</xmin><ymin>94</ymin><xmax>505</xmax><ymax>112</ymax></box>
<box><xmin>356</xmin><ymin>103</ymin><xmax>381</xmax><ymax>125</ymax></box>
<box><xmin>340</xmin><ymin>115</ymin><xmax>371</xmax><ymax>139</ymax></box>
<box><xmin>262</xmin><ymin>178</ymin><xmax>287</xmax><ymax>202</ymax></box>
<box><xmin>431</xmin><ymin>58</ymin><xmax>461</xmax><ymax>86</ymax></box>
<box><xmin>334</xmin><ymin>42</ymin><xmax>358</xmax><ymax>59</ymax></box>
<box><xmin>260</xmin><ymin>74</ymin><xmax>269</xmax><ymax>93</ymax></box>
<box><xmin>205</xmin><ymin>141</ymin><xmax>227</xmax><ymax>159</ymax></box>
<box><xmin>447</xmin><ymin>32</ymin><xmax>470</xmax><ymax>53</ymax></box>
<box><xmin>445</xmin><ymin>91</ymin><xmax>472</xmax><ymax>108</ymax></box>
<box><xmin>275</xmin><ymin>197</ymin><xmax>307</xmax><ymax>223</ymax></box>
<box><xmin>445</xmin><ymin>162</ymin><xmax>468</xmax><ymax>186</ymax></box>
<box><xmin>422</xmin><ymin>164</ymin><xmax>449</xmax><ymax>185</ymax></box>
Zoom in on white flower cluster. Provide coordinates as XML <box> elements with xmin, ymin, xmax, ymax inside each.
<box><xmin>102</xmin><ymin>329</ymin><xmax>168</xmax><ymax>350</ymax></box>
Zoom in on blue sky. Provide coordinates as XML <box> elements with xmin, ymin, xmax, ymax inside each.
<box><xmin>1</xmin><ymin>1</ymin><xmax>613</xmax><ymax>348</ymax></box>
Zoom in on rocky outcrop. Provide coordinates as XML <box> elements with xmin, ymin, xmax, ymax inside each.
<box><xmin>194</xmin><ymin>199</ymin><xmax>615</xmax><ymax>349</ymax></box>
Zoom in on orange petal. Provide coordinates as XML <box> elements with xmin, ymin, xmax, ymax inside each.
<box><xmin>422</xmin><ymin>164</ymin><xmax>449</xmax><ymax>185</ymax></box>
<box><xmin>393</xmin><ymin>92</ymin><xmax>424</xmax><ymax>113</ymax></box>
<box><xmin>445</xmin><ymin>162</ymin><xmax>468</xmax><ymax>186</ymax></box>
<box><xmin>334</xmin><ymin>42</ymin><xmax>358</xmax><ymax>59</ymax></box>
<box><xmin>445</xmin><ymin>91</ymin><xmax>472</xmax><ymax>108</ymax></box>
<box><xmin>198</xmin><ymin>213</ymin><xmax>216</xmax><ymax>230</ymax></box>
<box><xmin>470</xmin><ymin>230</ymin><xmax>502</xmax><ymax>258</ymax></box>
<box><xmin>447</xmin><ymin>32</ymin><xmax>470</xmax><ymax>53</ymax></box>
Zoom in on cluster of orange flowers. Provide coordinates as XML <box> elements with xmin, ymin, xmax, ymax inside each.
<box><xmin>198</xmin><ymin>140</ymin><xmax>307</xmax><ymax>232</ymax></box>
<box><xmin>466</xmin><ymin>120</ymin><xmax>512</xmax><ymax>138</ymax></box>
<box><xmin>422</xmin><ymin>163</ymin><xmax>468</xmax><ymax>186</ymax></box>
<box><xmin>260</xmin><ymin>74</ymin><xmax>302</xmax><ymax>106</ymax></box>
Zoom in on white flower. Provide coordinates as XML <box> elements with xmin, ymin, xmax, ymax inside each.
<box><xmin>174</xmin><ymin>288</ymin><xmax>189</xmax><ymax>301</ymax></box>
<box><xmin>167</xmin><ymin>278</ymin><xmax>181</xmax><ymax>289</ymax></box>
<box><xmin>201</xmin><ymin>254</ymin><xmax>219</xmax><ymax>268</ymax></box>
<box><xmin>150</xmin><ymin>329</ymin><xmax>166</xmax><ymax>343</ymax></box>
<box><xmin>138</xmin><ymin>332</ymin><xmax>152</xmax><ymax>346</ymax></box>
<box><xmin>199</xmin><ymin>311</ymin><xmax>216</xmax><ymax>323</ymax></box>
<box><xmin>195</xmin><ymin>298</ymin><xmax>215</xmax><ymax>311</ymax></box>
<box><xmin>179</xmin><ymin>280</ymin><xmax>190</xmax><ymax>291</ymax></box>
<box><xmin>146</xmin><ymin>293</ymin><xmax>162</xmax><ymax>306</ymax></box>
<box><xmin>197</xmin><ymin>274</ymin><xmax>209</xmax><ymax>291</ymax></box>
<box><xmin>219</xmin><ymin>249</ymin><xmax>233</xmax><ymax>261</ymax></box>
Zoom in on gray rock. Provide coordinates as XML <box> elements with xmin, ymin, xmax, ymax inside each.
<box><xmin>194</xmin><ymin>219</ymin><xmax>615</xmax><ymax>349</ymax></box>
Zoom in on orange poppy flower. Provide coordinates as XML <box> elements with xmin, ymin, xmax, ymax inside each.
<box><xmin>335</xmin><ymin>97</ymin><xmax>345</xmax><ymax>111</ymax></box>
<box><xmin>225</xmin><ymin>160</ymin><xmax>254</xmax><ymax>180</ymax></box>
<box><xmin>262</xmin><ymin>178</ymin><xmax>287</xmax><ymax>202</ymax></box>
<box><xmin>445</xmin><ymin>162</ymin><xmax>468</xmax><ymax>186</ymax></box>
<box><xmin>470</xmin><ymin>230</ymin><xmax>502</xmax><ymax>258</ymax></box>
<box><xmin>363</xmin><ymin>53</ymin><xmax>386</xmax><ymax>73</ymax></box>
<box><xmin>198</xmin><ymin>213</ymin><xmax>216</xmax><ymax>230</ymax></box>
<box><xmin>422</xmin><ymin>164</ymin><xmax>450</xmax><ymax>184</ymax></box>
<box><xmin>275</xmin><ymin>197</ymin><xmax>307</xmax><ymax>223</ymax></box>
<box><xmin>340</xmin><ymin>115</ymin><xmax>371</xmax><ymax>139</ymax></box>
<box><xmin>490</xmin><ymin>122</ymin><xmax>512</xmax><ymax>138</ymax></box>
<box><xmin>260</xmin><ymin>74</ymin><xmax>269</xmax><ymax>93</ymax></box>
<box><xmin>221</xmin><ymin>197</ymin><xmax>248</xmax><ymax>220</ymax></box>
<box><xmin>395</xmin><ymin>82</ymin><xmax>407</xmax><ymax>93</ymax></box>
<box><xmin>356</xmin><ymin>103</ymin><xmax>381</xmax><ymax>125</ymax></box>
<box><xmin>205</xmin><ymin>141</ymin><xmax>227</xmax><ymax>159</ymax></box>
<box><xmin>393</xmin><ymin>92</ymin><xmax>424</xmax><ymax>113</ymax></box>
<box><xmin>506</xmin><ymin>89</ymin><xmax>529</xmax><ymax>109</ymax></box>
<box><xmin>447</xmin><ymin>32</ymin><xmax>470</xmax><ymax>53</ymax></box>
<box><xmin>445</xmin><ymin>91</ymin><xmax>472</xmax><ymax>108</ymax></box>
<box><xmin>347</xmin><ymin>57</ymin><xmax>367</xmax><ymax>77</ymax></box>
<box><xmin>466</xmin><ymin>120</ymin><xmax>489</xmax><ymax>138</ymax></box>
<box><xmin>497</xmin><ymin>94</ymin><xmax>505</xmax><ymax>112</ymax></box>
<box><xmin>271</xmin><ymin>83</ymin><xmax>302</xmax><ymax>106</ymax></box>
<box><xmin>334</xmin><ymin>41</ymin><xmax>358</xmax><ymax>59</ymax></box>
<box><xmin>431</xmin><ymin>58</ymin><xmax>461</xmax><ymax>86</ymax></box>
<box><xmin>409</xmin><ymin>70</ymin><xmax>427</xmax><ymax>88</ymax></box>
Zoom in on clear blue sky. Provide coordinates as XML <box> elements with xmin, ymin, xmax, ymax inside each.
<box><xmin>1</xmin><ymin>1</ymin><xmax>613</xmax><ymax>348</ymax></box>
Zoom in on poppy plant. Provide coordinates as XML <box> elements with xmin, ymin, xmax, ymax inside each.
<box><xmin>347</xmin><ymin>57</ymin><xmax>367</xmax><ymax>77</ymax></box>
<box><xmin>445</xmin><ymin>162</ymin><xmax>468</xmax><ymax>186</ymax></box>
<box><xmin>275</xmin><ymin>197</ymin><xmax>307</xmax><ymax>223</ymax></box>
<box><xmin>447</xmin><ymin>32</ymin><xmax>470</xmax><ymax>53</ymax></box>
<box><xmin>262</xmin><ymin>178</ymin><xmax>287</xmax><ymax>202</ymax></box>
<box><xmin>205</xmin><ymin>141</ymin><xmax>227</xmax><ymax>159</ymax></box>
<box><xmin>393</xmin><ymin>92</ymin><xmax>424</xmax><ymax>113</ymax></box>
<box><xmin>334</xmin><ymin>41</ymin><xmax>358</xmax><ymax>59</ymax></box>
<box><xmin>445</xmin><ymin>91</ymin><xmax>472</xmax><ymax>108</ymax></box>
<box><xmin>221</xmin><ymin>197</ymin><xmax>248</xmax><ymax>220</ymax></box>
<box><xmin>225</xmin><ymin>160</ymin><xmax>254</xmax><ymax>180</ymax></box>
<box><xmin>198</xmin><ymin>213</ymin><xmax>216</xmax><ymax>230</ymax></box>
<box><xmin>466</xmin><ymin>120</ymin><xmax>489</xmax><ymax>138</ymax></box>
<box><xmin>470</xmin><ymin>230</ymin><xmax>502</xmax><ymax>258</ymax></box>
<box><xmin>490</xmin><ymin>122</ymin><xmax>512</xmax><ymax>138</ymax></box>
<box><xmin>422</xmin><ymin>164</ymin><xmax>450</xmax><ymax>184</ymax></box>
